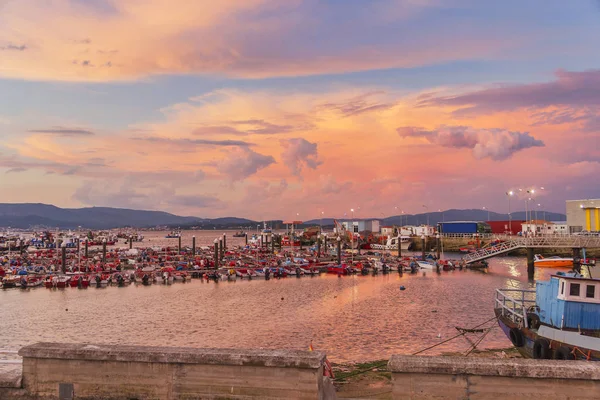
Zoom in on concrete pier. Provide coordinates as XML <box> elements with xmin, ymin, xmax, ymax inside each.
<box><xmin>4</xmin><ymin>345</ymin><xmax>600</xmax><ymax>399</ymax></box>
<box><xmin>388</xmin><ymin>355</ymin><xmax>600</xmax><ymax>399</ymax></box>
<box><xmin>3</xmin><ymin>343</ymin><xmax>332</xmax><ymax>400</ymax></box>
<box><xmin>526</xmin><ymin>247</ymin><xmax>535</xmax><ymax>279</ymax></box>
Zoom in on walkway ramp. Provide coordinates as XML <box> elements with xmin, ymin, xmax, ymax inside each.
<box><xmin>462</xmin><ymin>236</ymin><xmax>600</xmax><ymax>264</ymax></box>
<box><xmin>462</xmin><ymin>240</ymin><xmax>523</xmax><ymax>264</ymax></box>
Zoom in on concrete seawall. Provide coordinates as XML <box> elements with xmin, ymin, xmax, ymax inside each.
<box><xmin>1</xmin><ymin>342</ymin><xmax>334</xmax><ymax>399</ymax></box>
<box><xmin>4</xmin><ymin>344</ymin><xmax>600</xmax><ymax>399</ymax></box>
<box><xmin>388</xmin><ymin>355</ymin><xmax>600</xmax><ymax>399</ymax></box>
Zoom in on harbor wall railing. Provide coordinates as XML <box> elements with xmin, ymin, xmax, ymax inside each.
<box><xmin>388</xmin><ymin>355</ymin><xmax>600</xmax><ymax>399</ymax></box>
<box><xmin>2</xmin><ymin>342</ymin><xmax>335</xmax><ymax>400</ymax></box>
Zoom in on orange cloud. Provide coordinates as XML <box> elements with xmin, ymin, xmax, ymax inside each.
<box><xmin>1</xmin><ymin>84</ymin><xmax>589</xmax><ymax>217</ymax></box>
<box><xmin>0</xmin><ymin>0</ymin><xmax>519</xmax><ymax>82</ymax></box>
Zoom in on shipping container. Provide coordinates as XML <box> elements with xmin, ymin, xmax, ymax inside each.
<box><xmin>439</xmin><ymin>221</ymin><xmax>491</xmax><ymax>234</ymax></box>
<box><xmin>486</xmin><ymin>220</ymin><xmax>524</xmax><ymax>235</ymax></box>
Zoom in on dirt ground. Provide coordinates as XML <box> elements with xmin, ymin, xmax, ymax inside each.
<box><xmin>332</xmin><ymin>347</ymin><xmax>522</xmax><ymax>399</ymax></box>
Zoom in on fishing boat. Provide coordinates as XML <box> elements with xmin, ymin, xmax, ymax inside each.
<box><xmin>370</xmin><ymin>236</ymin><xmax>411</xmax><ymax>251</ymax></box>
<box><xmin>233</xmin><ymin>231</ymin><xmax>246</xmax><ymax>238</ymax></box>
<box><xmin>69</xmin><ymin>274</ymin><xmax>90</xmax><ymax>288</ymax></box>
<box><xmin>20</xmin><ymin>276</ymin><xmax>43</xmax><ymax>288</ymax></box>
<box><xmin>165</xmin><ymin>231</ymin><xmax>181</xmax><ymax>239</ymax></box>
<box><xmin>1</xmin><ymin>275</ymin><xmax>19</xmax><ymax>289</ymax></box>
<box><xmin>416</xmin><ymin>260</ymin><xmax>436</xmax><ymax>270</ymax></box>
<box><xmin>281</xmin><ymin>236</ymin><xmax>301</xmax><ymax>247</ymax></box>
<box><xmin>327</xmin><ymin>264</ymin><xmax>351</xmax><ymax>275</ymax></box>
<box><xmin>495</xmin><ymin>271</ymin><xmax>600</xmax><ymax>360</ymax></box>
<box><xmin>534</xmin><ymin>254</ymin><xmax>573</xmax><ymax>268</ymax></box>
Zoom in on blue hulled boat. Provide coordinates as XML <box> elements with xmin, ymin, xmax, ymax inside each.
<box><xmin>495</xmin><ymin>271</ymin><xmax>600</xmax><ymax>360</ymax></box>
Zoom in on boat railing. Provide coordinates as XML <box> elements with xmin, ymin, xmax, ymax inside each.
<box><xmin>495</xmin><ymin>288</ymin><xmax>537</xmax><ymax>328</ymax></box>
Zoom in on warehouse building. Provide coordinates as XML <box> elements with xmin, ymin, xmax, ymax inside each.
<box><xmin>438</xmin><ymin>221</ymin><xmax>491</xmax><ymax>234</ymax></box>
<box><xmin>566</xmin><ymin>199</ymin><xmax>600</xmax><ymax>233</ymax></box>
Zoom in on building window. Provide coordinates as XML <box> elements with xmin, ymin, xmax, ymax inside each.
<box><xmin>561</xmin><ymin>281</ymin><xmax>565</xmax><ymax>295</ymax></box>
<box><xmin>587</xmin><ymin>285</ymin><xmax>596</xmax><ymax>299</ymax></box>
<box><xmin>570</xmin><ymin>283</ymin><xmax>581</xmax><ymax>297</ymax></box>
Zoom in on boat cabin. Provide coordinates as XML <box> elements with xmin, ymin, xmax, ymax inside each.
<box><xmin>536</xmin><ymin>274</ymin><xmax>600</xmax><ymax>331</ymax></box>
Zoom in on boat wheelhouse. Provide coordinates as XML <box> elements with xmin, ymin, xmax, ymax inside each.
<box><xmin>370</xmin><ymin>236</ymin><xmax>411</xmax><ymax>251</ymax></box>
<box><xmin>495</xmin><ymin>272</ymin><xmax>600</xmax><ymax>360</ymax></box>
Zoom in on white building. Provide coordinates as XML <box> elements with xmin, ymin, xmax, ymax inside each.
<box><xmin>341</xmin><ymin>219</ymin><xmax>380</xmax><ymax>233</ymax></box>
<box><xmin>380</xmin><ymin>226</ymin><xmax>395</xmax><ymax>236</ymax></box>
<box><xmin>521</xmin><ymin>220</ymin><xmax>568</xmax><ymax>236</ymax></box>
<box><xmin>402</xmin><ymin>225</ymin><xmax>435</xmax><ymax>237</ymax></box>
<box><xmin>566</xmin><ymin>199</ymin><xmax>600</xmax><ymax>233</ymax></box>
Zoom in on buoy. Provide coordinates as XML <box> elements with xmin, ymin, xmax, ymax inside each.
<box><xmin>399</xmin><ymin>286</ymin><xmax>406</xmax><ymax>291</ymax></box>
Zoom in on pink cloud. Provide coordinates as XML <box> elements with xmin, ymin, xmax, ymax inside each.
<box><xmin>420</xmin><ymin>69</ymin><xmax>600</xmax><ymax>116</ymax></box>
<box><xmin>0</xmin><ymin>0</ymin><xmax>525</xmax><ymax>82</ymax></box>
<box><xmin>280</xmin><ymin>138</ymin><xmax>322</xmax><ymax>176</ymax></box>
<box><xmin>218</xmin><ymin>147</ymin><xmax>275</xmax><ymax>181</ymax></box>
<box><xmin>397</xmin><ymin>125</ymin><xmax>544</xmax><ymax>160</ymax></box>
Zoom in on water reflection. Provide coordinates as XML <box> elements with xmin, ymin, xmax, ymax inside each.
<box><xmin>1</xmin><ymin>248</ymin><xmax>550</xmax><ymax>362</ymax></box>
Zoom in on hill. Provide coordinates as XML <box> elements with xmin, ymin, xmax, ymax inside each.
<box><xmin>0</xmin><ymin>204</ymin><xmax>566</xmax><ymax>230</ymax></box>
<box><xmin>303</xmin><ymin>209</ymin><xmax>566</xmax><ymax>226</ymax></box>
<box><xmin>0</xmin><ymin>203</ymin><xmax>200</xmax><ymax>229</ymax></box>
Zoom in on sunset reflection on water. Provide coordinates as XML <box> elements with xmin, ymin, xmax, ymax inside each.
<box><xmin>0</xmin><ymin>249</ymin><xmax>542</xmax><ymax>362</ymax></box>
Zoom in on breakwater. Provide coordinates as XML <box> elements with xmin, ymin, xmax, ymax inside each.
<box><xmin>2</xmin><ymin>343</ymin><xmax>600</xmax><ymax>399</ymax></box>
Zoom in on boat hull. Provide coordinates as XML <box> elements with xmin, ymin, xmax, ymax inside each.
<box><xmin>495</xmin><ymin>309</ymin><xmax>600</xmax><ymax>361</ymax></box>
<box><xmin>534</xmin><ymin>260</ymin><xmax>573</xmax><ymax>268</ymax></box>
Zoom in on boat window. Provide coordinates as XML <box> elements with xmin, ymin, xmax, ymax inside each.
<box><xmin>570</xmin><ymin>283</ymin><xmax>581</xmax><ymax>297</ymax></box>
<box><xmin>561</xmin><ymin>281</ymin><xmax>565</xmax><ymax>295</ymax></box>
<box><xmin>586</xmin><ymin>285</ymin><xmax>596</xmax><ymax>299</ymax></box>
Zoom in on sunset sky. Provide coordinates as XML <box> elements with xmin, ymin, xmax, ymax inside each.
<box><xmin>1</xmin><ymin>0</ymin><xmax>599</xmax><ymax>220</ymax></box>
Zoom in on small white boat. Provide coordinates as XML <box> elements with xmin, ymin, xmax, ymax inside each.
<box><xmin>417</xmin><ymin>261</ymin><xmax>436</xmax><ymax>270</ymax></box>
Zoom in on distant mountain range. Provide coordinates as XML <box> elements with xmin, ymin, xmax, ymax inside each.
<box><xmin>304</xmin><ymin>209</ymin><xmax>566</xmax><ymax>226</ymax></box>
<box><xmin>0</xmin><ymin>203</ymin><xmax>253</xmax><ymax>230</ymax></box>
<box><xmin>0</xmin><ymin>204</ymin><xmax>566</xmax><ymax>230</ymax></box>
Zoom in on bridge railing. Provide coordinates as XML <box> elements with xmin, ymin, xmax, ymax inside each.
<box><xmin>462</xmin><ymin>235</ymin><xmax>600</xmax><ymax>263</ymax></box>
<box><xmin>462</xmin><ymin>240</ymin><xmax>522</xmax><ymax>263</ymax></box>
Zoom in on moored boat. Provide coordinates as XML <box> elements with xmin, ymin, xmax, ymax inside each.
<box><xmin>1</xmin><ymin>275</ymin><xmax>18</xmax><ymax>289</ymax></box>
<box><xmin>534</xmin><ymin>254</ymin><xmax>573</xmax><ymax>269</ymax></box>
<box><xmin>370</xmin><ymin>236</ymin><xmax>411</xmax><ymax>251</ymax></box>
<box><xmin>495</xmin><ymin>271</ymin><xmax>600</xmax><ymax>360</ymax></box>
<box><xmin>416</xmin><ymin>260</ymin><xmax>435</xmax><ymax>270</ymax></box>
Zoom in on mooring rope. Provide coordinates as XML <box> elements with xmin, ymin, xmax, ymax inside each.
<box><xmin>334</xmin><ymin>316</ymin><xmax>499</xmax><ymax>381</ymax></box>
<box><xmin>412</xmin><ymin>316</ymin><xmax>497</xmax><ymax>356</ymax></box>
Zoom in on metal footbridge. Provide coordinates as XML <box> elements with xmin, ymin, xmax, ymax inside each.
<box><xmin>462</xmin><ymin>236</ymin><xmax>600</xmax><ymax>264</ymax></box>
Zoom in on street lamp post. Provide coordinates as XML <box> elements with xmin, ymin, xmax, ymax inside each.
<box><xmin>506</xmin><ymin>191</ymin><xmax>514</xmax><ymax>234</ymax></box>
<box><xmin>483</xmin><ymin>207</ymin><xmax>490</xmax><ymax>221</ymax></box>
<box><xmin>350</xmin><ymin>208</ymin><xmax>355</xmax><ymax>266</ymax></box>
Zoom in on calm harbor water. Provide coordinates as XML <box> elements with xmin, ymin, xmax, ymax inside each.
<box><xmin>1</xmin><ymin>231</ymin><xmax>557</xmax><ymax>363</ymax></box>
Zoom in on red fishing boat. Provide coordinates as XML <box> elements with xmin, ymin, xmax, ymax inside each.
<box><xmin>327</xmin><ymin>264</ymin><xmax>351</xmax><ymax>275</ymax></box>
<box><xmin>69</xmin><ymin>275</ymin><xmax>90</xmax><ymax>288</ymax></box>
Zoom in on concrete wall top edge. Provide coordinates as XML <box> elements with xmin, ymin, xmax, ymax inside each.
<box><xmin>18</xmin><ymin>342</ymin><xmax>326</xmax><ymax>369</ymax></box>
<box><xmin>388</xmin><ymin>355</ymin><xmax>600</xmax><ymax>380</ymax></box>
